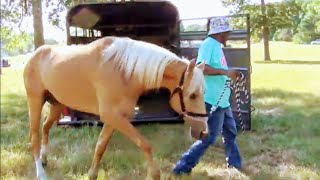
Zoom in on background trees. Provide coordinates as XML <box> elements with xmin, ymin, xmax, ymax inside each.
<box><xmin>1</xmin><ymin>1</ymin><xmax>33</xmax><ymax>55</ymax></box>
<box><xmin>1</xmin><ymin>0</ymin><xmax>319</xmax><ymax>58</ymax></box>
<box><xmin>222</xmin><ymin>0</ymin><xmax>320</xmax><ymax>60</ymax></box>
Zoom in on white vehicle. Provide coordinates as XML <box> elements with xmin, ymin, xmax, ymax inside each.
<box><xmin>311</xmin><ymin>39</ymin><xmax>320</xmax><ymax>45</ymax></box>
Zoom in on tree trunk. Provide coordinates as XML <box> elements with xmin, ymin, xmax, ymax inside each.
<box><xmin>261</xmin><ymin>0</ymin><xmax>271</xmax><ymax>61</ymax></box>
<box><xmin>32</xmin><ymin>0</ymin><xmax>44</xmax><ymax>49</ymax></box>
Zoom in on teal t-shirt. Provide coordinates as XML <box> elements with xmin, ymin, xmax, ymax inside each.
<box><xmin>196</xmin><ymin>37</ymin><xmax>230</xmax><ymax>108</ymax></box>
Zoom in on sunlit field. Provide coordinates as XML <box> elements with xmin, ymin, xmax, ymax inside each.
<box><xmin>1</xmin><ymin>42</ymin><xmax>320</xmax><ymax>179</ymax></box>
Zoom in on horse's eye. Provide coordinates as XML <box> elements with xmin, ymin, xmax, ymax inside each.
<box><xmin>190</xmin><ymin>93</ymin><xmax>197</xmax><ymax>100</ymax></box>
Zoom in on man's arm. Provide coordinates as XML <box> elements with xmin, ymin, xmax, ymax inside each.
<box><xmin>203</xmin><ymin>64</ymin><xmax>238</xmax><ymax>79</ymax></box>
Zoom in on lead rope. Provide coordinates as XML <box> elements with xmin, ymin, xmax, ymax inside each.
<box><xmin>210</xmin><ymin>80</ymin><xmax>231</xmax><ymax>112</ymax></box>
<box><xmin>230</xmin><ymin>72</ymin><xmax>249</xmax><ymax>133</ymax></box>
<box><xmin>210</xmin><ymin>72</ymin><xmax>250</xmax><ymax>133</ymax></box>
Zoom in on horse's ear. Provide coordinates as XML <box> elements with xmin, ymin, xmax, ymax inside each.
<box><xmin>197</xmin><ymin>61</ymin><xmax>206</xmax><ymax>72</ymax></box>
<box><xmin>186</xmin><ymin>59</ymin><xmax>196</xmax><ymax>83</ymax></box>
<box><xmin>187</xmin><ymin>59</ymin><xmax>196</xmax><ymax>72</ymax></box>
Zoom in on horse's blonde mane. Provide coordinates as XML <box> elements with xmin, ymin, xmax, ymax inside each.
<box><xmin>103</xmin><ymin>37</ymin><xmax>189</xmax><ymax>89</ymax></box>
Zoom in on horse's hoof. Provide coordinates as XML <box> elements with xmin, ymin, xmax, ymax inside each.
<box><xmin>37</xmin><ymin>173</ymin><xmax>48</xmax><ymax>180</ymax></box>
<box><xmin>37</xmin><ymin>176</ymin><xmax>48</xmax><ymax>180</ymax></box>
<box><xmin>41</xmin><ymin>159</ymin><xmax>47</xmax><ymax>166</ymax></box>
<box><xmin>41</xmin><ymin>156</ymin><xmax>47</xmax><ymax>166</ymax></box>
<box><xmin>152</xmin><ymin>170</ymin><xmax>160</xmax><ymax>180</ymax></box>
<box><xmin>88</xmin><ymin>168</ymin><xmax>98</xmax><ymax>180</ymax></box>
<box><xmin>88</xmin><ymin>174</ymin><xmax>97</xmax><ymax>180</ymax></box>
<box><xmin>36</xmin><ymin>159</ymin><xmax>48</xmax><ymax>180</ymax></box>
<box><xmin>148</xmin><ymin>166</ymin><xmax>160</xmax><ymax>180</ymax></box>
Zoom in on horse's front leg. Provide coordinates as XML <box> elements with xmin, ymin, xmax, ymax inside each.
<box><xmin>88</xmin><ymin>124</ymin><xmax>114</xmax><ymax>180</ymax></box>
<box><xmin>105</xmin><ymin>112</ymin><xmax>160</xmax><ymax>180</ymax></box>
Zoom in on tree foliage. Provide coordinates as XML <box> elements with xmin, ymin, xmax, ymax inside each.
<box><xmin>222</xmin><ymin>0</ymin><xmax>320</xmax><ymax>44</ymax></box>
<box><xmin>185</xmin><ymin>24</ymin><xmax>207</xmax><ymax>32</ymax></box>
<box><xmin>223</xmin><ymin>0</ymin><xmax>301</xmax><ymax>41</ymax></box>
<box><xmin>0</xmin><ymin>27</ymin><xmax>33</xmax><ymax>55</ymax></box>
<box><xmin>0</xmin><ymin>1</ymin><xmax>33</xmax><ymax>55</ymax></box>
<box><xmin>293</xmin><ymin>0</ymin><xmax>320</xmax><ymax>43</ymax></box>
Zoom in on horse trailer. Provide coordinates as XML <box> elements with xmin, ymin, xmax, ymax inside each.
<box><xmin>58</xmin><ymin>1</ymin><xmax>252</xmax><ymax>130</ymax></box>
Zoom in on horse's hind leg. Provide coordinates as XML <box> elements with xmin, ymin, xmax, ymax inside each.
<box><xmin>41</xmin><ymin>103</ymin><xmax>63</xmax><ymax>166</ymax></box>
<box><xmin>26</xmin><ymin>94</ymin><xmax>48</xmax><ymax>180</ymax></box>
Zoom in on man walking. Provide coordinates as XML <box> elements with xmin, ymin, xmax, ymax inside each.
<box><xmin>173</xmin><ymin>16</ymin><xmax>243</xmax><ymax>175</ymax></box>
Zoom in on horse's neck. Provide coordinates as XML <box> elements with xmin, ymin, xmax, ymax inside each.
<box><xmin>161</xmin><ymin>61</ymin><xmax>188</xmax><ymax>93</ymax></box>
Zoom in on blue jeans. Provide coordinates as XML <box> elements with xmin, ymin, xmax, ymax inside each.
<box><xmin>173</xmin><ymin>103</ymin><xmax>242</xmax><ymax>174</ymax></box>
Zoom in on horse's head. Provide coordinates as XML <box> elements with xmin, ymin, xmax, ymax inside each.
<box><xmin>169</xmin><ymin>59</ymin><xmax>208</xmax><ymax>140</ymax></box>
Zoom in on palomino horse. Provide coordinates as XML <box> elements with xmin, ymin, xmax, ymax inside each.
<box><xmin>23</xmin><ymin>36</ymin><xmax>208</xmax><ymax>180</ymax></box>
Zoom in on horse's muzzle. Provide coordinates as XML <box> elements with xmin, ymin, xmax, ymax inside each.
<box><xmin>186</xmin><ymin>116</ymin><xmax>208</xmax><ymax>140</ymax></box>
<box><xmin>191</xmin><ymin>128</ymin><xmax>208</xmax><ymax>140</ymax></box>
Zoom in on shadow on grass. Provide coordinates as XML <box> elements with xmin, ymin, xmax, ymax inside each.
<box><xmin>254</xmin><ymin>60</ymin><xmax>320</xmax><ymax>65</ymax></box>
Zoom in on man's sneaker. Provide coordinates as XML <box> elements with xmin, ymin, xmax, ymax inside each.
<box><xmin>172</xmin><ymin>162</ymin><xmax>192</xmax><ymax>175</ymax></box>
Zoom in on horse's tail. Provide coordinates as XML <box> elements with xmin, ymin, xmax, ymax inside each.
<box><xmin>23</xmin><ymin>45</ymin><xmax>52</xmax><ymax>142</ymax></box>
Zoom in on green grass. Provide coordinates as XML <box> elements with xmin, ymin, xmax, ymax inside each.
<box><xmin>251</xmin><ymin>41</ymin><xmax>320</xmax><ymax>62</ymax></box>
<box><xmin>1</xmin><ymin>42</ymin><xmax>320</xmax><ymax>179</ymax></box>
